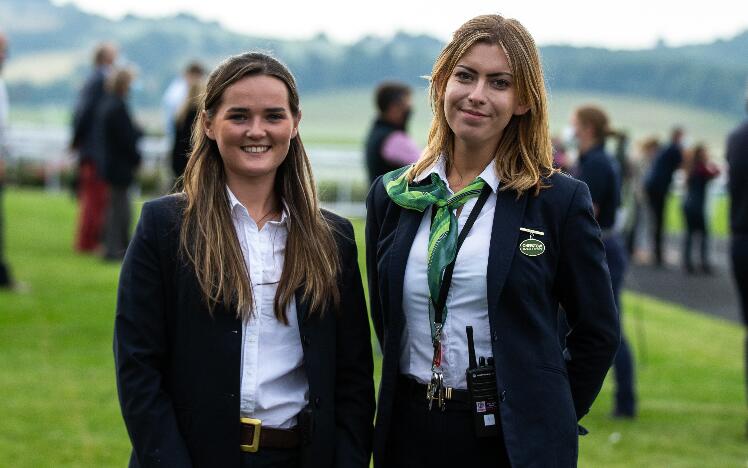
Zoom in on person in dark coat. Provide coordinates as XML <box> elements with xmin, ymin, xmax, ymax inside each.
<box><xmin>71</xmin><ymin>42</ymin><xmax>117</xmax><ymax>253</ymax></box>
<box><xmin>681</xmin><ymin>144</ymin><xmax>720</xmax><ymax>274</ymax></box>
<box><xmin>114</xmin><ymin>52</ymin><xmax>374</xmax><ymax>468</ymax></box>
<box><xmin>571</xmin><ymin>105</ymin><xmax>636</xmax><ymax>419</ymax></box>
<box><xmin>170</xmin><ymin>61</ymin><xmax>206</xmax><ymax>184</ymax></box>
<box><xmin>644</xmin><ymin>126</ymin><xmax>685</xmax><ymax>266</ymax></box>
<box><xmin>364</xmin><ymin>81</ymin><xmax>420</xmax><ymax>186</ymax></box>
<box><xmin>366</xmin><ymin>15</ymin><xmax>619</xmax><ymax>468</ymax></box>
<box><xmin>727</xmin><ymin>88</ymin><xmax>748</xmax><ymax>426</ymax></box>
<box><xmin>94</xmin><ymin>67</ymin><xmax>142</xmax><ymax>261</ymax></box>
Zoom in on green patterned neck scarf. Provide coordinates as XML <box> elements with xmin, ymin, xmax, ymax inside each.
<box><xmin>383</xmin><ymin>165</ymin><xmax>487</xmax><ymax>340</ymax></box>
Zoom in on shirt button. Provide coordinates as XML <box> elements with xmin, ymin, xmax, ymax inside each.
<box><xmin>492</xmin><ymin>331</ymin><xmax>499</xmax><ymax>342</ymax></box>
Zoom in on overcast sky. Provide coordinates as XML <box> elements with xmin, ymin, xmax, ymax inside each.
<box><xmin>53</xmin><ymin>0</ymin><xmax>748</xmax><ymax>49</ymax></box>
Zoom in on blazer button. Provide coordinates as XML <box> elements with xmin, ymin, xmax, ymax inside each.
<box><xmin>302</xmin><ymin>335</ymin><xmax>311</xmax><ymax>346</ymax></box>
<box><xmin>314</xmin><ymin>397</ymin><xmax>321</xmax><ymax>408</ymax></box>
<box><xmin>500</xmin><ymin>390</ymin><xmax>507</xmax><ymax>402</ymax></box>
<box><xmin>492</xmin><ymin>331</ymin><xmax>499</xmax><ymax>342</ymax></box>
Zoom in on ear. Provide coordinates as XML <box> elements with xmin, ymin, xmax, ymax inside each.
<box><xmin>202</xmin><ymin>110</ymin><xmax>215</xmax><ymax>140</ymax></box>
<box><xmin>291</xmin><ymin>110</ymin><xmax>302</xmax><ymax>139</ymax></box>
<box><xmin>514</xmin><ymin>103</ymin><xmax>531</xmax><ymax>116</ymax></box>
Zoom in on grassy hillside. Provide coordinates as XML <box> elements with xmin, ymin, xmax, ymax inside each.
<box><xmin>0</xmin><ymin>188</ymin><xmax>745</xmax><ymax>466</ymax></box>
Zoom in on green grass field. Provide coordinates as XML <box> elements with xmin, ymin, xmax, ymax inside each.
<box><xmin>1</xmin><ymin>189</ymin><xmax>746</xmax><ymax>467</ymax></box>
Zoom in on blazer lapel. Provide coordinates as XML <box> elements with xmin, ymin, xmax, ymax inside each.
<box><xmin>486</xmin><ymin>189</ymin><xmax>528</xmax><ymax>315</ymax></box>
<box><xmin>387</xmin><ymin>205</ymin><xmax>424</xmax><ymax>336</ymax></box>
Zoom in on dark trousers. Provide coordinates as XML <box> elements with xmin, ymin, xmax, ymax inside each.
<box><xmin>240</xmin><ymin>448</ymin><xmax>300</xmax><ymax>468</ymax></box>
<box><xmin>604</xmin><ymin>235</ymin><xmax>636</xmax><ymax>416</ymax></box>
<box><xmin>0</xmin><ymin>182</ymin><xmax>12</xmax><ymax>287</ymax></box>
<box><xmin>683</xmin><ymin>205</ymin><xmax>710</xmax><ymax>270</ymax></box>
<box><xmin>103</xmin><ymin>186</ymin><xmax>132</xmax><ymax>260</ymax></box>
<box><xmin>385</xmin><ymin>377</ymin><xmax>511</xmax><ymax>468</ymax></box>
<box><xmin>646</xmin><ymin>188</ymin><xmax>667</xmax><ymax>265</ymax></box>
<box><xmin>731</xmin><ymin>235</ymin><xmax>748</xmax><ymax>405</ymax></box>
<box><xmin>75</xmin><ymin>160</ymin><xmax>109</xmax><ymax>252</ymax></box>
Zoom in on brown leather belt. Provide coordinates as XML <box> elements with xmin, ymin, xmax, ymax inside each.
<box><xmin>240</xmin><ymin>418</ymin><xmax>300</xmax><ymax>452</ymax></box>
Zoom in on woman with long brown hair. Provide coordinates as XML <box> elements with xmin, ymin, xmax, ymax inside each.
<box><xmin>115</xmin><ymin>52</ymin><xmax>374</xmax><ymax>468</ymax></box>
<box><xmin>366</xmin><ymin>15</ymin><xmax>619</xmax><ymax>467</ymax></box>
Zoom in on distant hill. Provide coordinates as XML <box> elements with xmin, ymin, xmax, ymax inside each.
<box><xmin>1</xmin><ymin>0</ymin><xmax>747</xmax><ymax>116</ymax></box>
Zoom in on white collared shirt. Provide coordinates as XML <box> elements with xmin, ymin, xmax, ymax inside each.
<box><xmin>227</xmin><ymin>187</ymin><xmax>309</xmax><ymax>429</ymax></box>
<box><xmin>400</xmin><ymin>157</ymin><xmax>499</xmax><ymax>389</ymax></box>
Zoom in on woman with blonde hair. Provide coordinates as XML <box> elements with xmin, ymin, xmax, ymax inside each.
<box><xmin>366</xmin><ymin>14</ymin><xmax>619</xmax><ymax>467</ymax></box>
<box><xmin>115</xmin><ymin>52</ymin><xmax>374</xmax><ymax>468</ymax></box>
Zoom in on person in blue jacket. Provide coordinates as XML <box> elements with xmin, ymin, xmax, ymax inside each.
<box><xmin>571</xmin><ymin>105</ymin><xmax>635</xmax><ymax>419</ymax></box>
<box><xmin>644</xmin><ymin>127</ymin><xmax>685</xmax><ymax>266</ymax></box>
<box><xmin>366</xmin><ymin>14</ymin><xmax>619</xmax><ymax>468</ymax></box>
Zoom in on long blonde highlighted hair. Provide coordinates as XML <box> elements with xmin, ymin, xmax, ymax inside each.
<box><xmin>179</xmin><ymin>52</ymin><xmax>340</xmax><ymax>323</ymax></box>
<box><xmin>411</xmin><ymin>14</ymin><xmax>555</xmax><ymax>195</ymax></box>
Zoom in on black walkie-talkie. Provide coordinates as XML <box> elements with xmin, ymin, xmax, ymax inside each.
<box><xmin>465</xmin><ymin>326</ymin><xmax>499</xmax><ymax>437</ymax></box>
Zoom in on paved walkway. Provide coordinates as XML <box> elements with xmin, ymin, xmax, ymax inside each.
<box><xmin>624</xmin><ymin>235</ymin><xmax>743</xmax><ymax>324</ymax></box>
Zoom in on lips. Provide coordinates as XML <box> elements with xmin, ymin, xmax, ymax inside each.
<box><xmin>460</xmin><ymin>108</ymin><xmax>488</xmax><ymax>118</ymax></box>
<box><xmin>241</xmin><ymin>145</ymin><xmax>271</xmax><ymax>153</ymax></box>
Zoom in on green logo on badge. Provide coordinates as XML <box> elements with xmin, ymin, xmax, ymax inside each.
<box><xmin>519</xmin><ymin>238</ymin><xmax>545</xmax><ymax>257</ymax></box>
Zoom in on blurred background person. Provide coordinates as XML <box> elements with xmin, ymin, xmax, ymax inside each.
<box><xmin>93</xmin><ymin>67</ymin><xmax>142</xmax><ymax>261</ymax></box>
<box><xmin>644</xmin><ymin>126</ymin><xmax>685</xmax><ymax>267</ymax></box>
<box><xmin>364</xmin><ymin>81</ymin><xmax>420</xmax><ymax>185</ymax></box>
<box><xmin>571</xmin><ymin>105</ymin><xmax>636</xmax><ymax>418</ymax></box>
<box><xmin>727</xmin><ymin>83</ymin><xmax>748</xmax><ymax>425</ymax></box>
<box><xmin>681</xmin><ymin>143</ymin><xmax>720</xmax><ymax>274</ymax></box>
<box><xmin>71</xmin><ymin>42</ymin><xmax>117</xmax><ymax>253</ymax></box>
<box><xmin>162</xmin><ymin>61</ymin><xmax>205</xmax><ymax>148</ymax></box>
<box><xmin>625</xmin><ymin>137</ymin><xmax>660</xmax><ymax>260</ymax></box>
<box><xmin>551</xmin><ymin>135</ymin><xmax>571</xmax><ymax>172</ymax></box>
<box><xmin>170</xmin><ymin>64</ymin><xmax>205</xmax><ymax>185</ymax></box>
<box><xmin>0</xmin><ymin>29</ymin><xmax>13</xmax><ymax>289</ymax></box>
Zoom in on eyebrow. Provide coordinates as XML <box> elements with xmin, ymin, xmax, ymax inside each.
<box><xmin>455</xmin><ymin>64</ymin><xmax>513</xmax><ymax>78</ymax></box>
<box><xmin>225</xmin><ymin>106</ymin><xmax>288</xmax><ymax>113</ymax></box>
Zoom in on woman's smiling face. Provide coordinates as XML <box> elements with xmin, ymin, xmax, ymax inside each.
<box><xmin>443</xmin><ymin>42</ymin><xmax>528</xmax><ymax>153</ymax></box>
<box><xmin>204</xmin><ymin>74</ymin><xmax>299</xmax><ymax>187</ymax></box>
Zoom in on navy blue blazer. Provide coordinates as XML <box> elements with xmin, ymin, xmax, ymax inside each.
<box><xmin>114</xmin><ymin>194</ymin><xmax>374</xmax><ymax>468</ymax></box>
<box><xmin>366</xmin><ymin>171</ymin><xmax>620</xmax><ymax>467</ymax></box>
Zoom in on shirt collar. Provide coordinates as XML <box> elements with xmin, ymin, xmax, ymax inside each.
<box><xmin>413</xmin><ymin>155</ymin><xmax>500</xmax><ymax>193</ymax></box>
<box><xmin>226</xmin><ymin>185</ymin><xmax>289</xmax><ymax>225</ymax></box>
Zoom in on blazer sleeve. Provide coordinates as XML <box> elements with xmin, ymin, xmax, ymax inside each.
<box><xmin>555</xmin><ymin>182</ymin><xmax>620</xmax><ymax>420</ymax></box>
<box><xmin>113</xmin><ymin>202</ymin><xmax>192</xmax><ymax>467</ymax></box>
<box><xmin>365</xmin><ymin>179</ymin><xmax>385</xmax><ymax>348</ymax></box>
<box><xmin>333</xmin><ymin>219</ymin><xmax>375</xmax><ymax>467</ymax></box>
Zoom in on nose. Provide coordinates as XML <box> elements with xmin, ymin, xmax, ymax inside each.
<box><xmin>467</xmin><ymin>80</ymin><xmax>487</xmax><ymax>106</ymax></box>
<box><xmin>245</xmin><ymin>118</ymin><xmax>266</xmax><ymax>139</ymax></box>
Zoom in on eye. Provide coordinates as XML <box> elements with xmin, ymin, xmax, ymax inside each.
<box><xmin>454</xmin><ymin>70</ymin><xmax>473</xmax><ymax>82</ymax></box>
<box><xmin>227</xmin><ymin>113</ymin><xmax>247</xmax><ymax>121</ymax></box>
<box><xmin>267</xmin><ymin>112</ymin><xmax>286</xmax><ymax>122</ymax></box>
<box><xmin>491</xmin><ymin>78</ymin><xmax>511</xmax><ymax>89</ymax></box>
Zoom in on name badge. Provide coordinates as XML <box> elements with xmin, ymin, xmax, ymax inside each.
<box><xmin>519</xmin><ymin>227</ymin><xmax>545</xmax><ymax>257</ymax></box>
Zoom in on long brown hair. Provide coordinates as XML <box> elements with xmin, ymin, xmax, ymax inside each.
<box><xmin>179</xmin><ymin>52</ymin><xmax>340</xmax><ymax>323</ymax></box>
<box><xmin>411</xmin><ymin>14</ymin><xmax>555</xmax><ymax>195</ymax></box>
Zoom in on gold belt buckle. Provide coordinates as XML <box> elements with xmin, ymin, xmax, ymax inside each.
<box><xmin>240</xmin><ymin>417</ymin><xmax>262</xmax><ymax>453</ymax></box>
